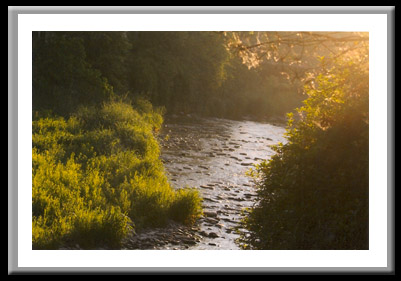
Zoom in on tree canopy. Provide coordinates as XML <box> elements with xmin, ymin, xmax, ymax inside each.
<box><xmin>33</xmin><ymin>31</ymin><xmax>306</xmax><ymax>120</ymax></box>
<box><xmin>240</xmin><ymin>41</ymin><xmax>369</xmax><ymax>249</ymax></box>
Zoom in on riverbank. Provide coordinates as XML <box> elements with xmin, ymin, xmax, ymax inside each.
<box><xmin>32</xmin><ymin>100</ymin><xmax>203</xmax><ymax>250</ymax></box>
<box><xmin>56</xmin><ymin>115</ymin><xmax>287</xmax><ymax>250</ymax></box>
<box><xmin>129</xmin><ymin>116</ymin><xmax>287</xmax><ymax>250</ymax></box>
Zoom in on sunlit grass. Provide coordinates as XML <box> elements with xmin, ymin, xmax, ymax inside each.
<box><xmin>32</xmin><ymin>99</ymin><xmax>202</xmax><ymax>249</ymax></box>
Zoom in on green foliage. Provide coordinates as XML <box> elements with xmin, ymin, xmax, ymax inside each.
<box><xmin>78</xmin><ymin>31</ymin><xmax>132</xmax><ymax>95</ymax></box>
<box><xmin>33</xmin><ymin>31</ymin><xmax>303</xmax><ymax>120</ymax></box>
<box><xmin>169</xmin><ymin>188</ymin><xmax>203</xmax><ymax>225</ymax></box>
<box><xmin>32</xmin><ymin>100</ymin><xmax>203</xmax><ymax>249</ymax></box>
<box><xmin>126</xmin><ymin>31</ymin><xmax>302</xmax><ymax>119</ymax></box>
<box><xmin>32</xmin><ymin>32</ymin><xmax>113</xmax><ymax>116</ymax></box>
<box><xmin>241</xmin><ymin>58</ymin><xmax>369</xmax><ymax>249</ymax></box>
<box><xmin>126</xmin><ymin>32</ymin><xmax>231</xmax><ymax>114</ymax></box>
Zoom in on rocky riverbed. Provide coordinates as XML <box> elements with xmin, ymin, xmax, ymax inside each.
<box><xmin>122</xmin><ymin>115</ymin><xmax>286</xmax><ymax>250</ymax></box>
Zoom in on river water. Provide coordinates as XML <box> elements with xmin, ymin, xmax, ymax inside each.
<box><xmin>123</xmin><ymin>116</ymin><xmax>286</xmax><ymax>250</ymax></box>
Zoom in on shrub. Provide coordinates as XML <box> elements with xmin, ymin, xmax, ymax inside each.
<box><xmin>169</xmin><ymin>188</ymin><xmax>203</xmax><ymax>225</ymax></box>
<box><xmin>67</xmin><ymin>206</ymin><xmax>131</xmax><ymax>249</ymax></box>
<box><xmin>241</xmin><ymin>58</ymin><xmax>369</xmax><ymax>250</ymax></box>
<box><xmin>32</xmin><ymin>100</ymin><xmax>202</xmax><ymax>249</ymax></box>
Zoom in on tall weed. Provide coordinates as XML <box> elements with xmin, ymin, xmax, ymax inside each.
<box><xmin>32</xmin><ymin>100</ymin><xmax>202</xmax><ymax>249</ymax></box>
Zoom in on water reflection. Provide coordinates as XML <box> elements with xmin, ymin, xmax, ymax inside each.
<box><xmin>158</xmin><ymin>116</ymin><xmax>286</xmax><ymax>249</ymax></box>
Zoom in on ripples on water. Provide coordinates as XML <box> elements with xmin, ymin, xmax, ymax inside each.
<box><xmin>156</xmin><ymin>116</ymin><xmax>286</xmax><ymax>250</ymax></box>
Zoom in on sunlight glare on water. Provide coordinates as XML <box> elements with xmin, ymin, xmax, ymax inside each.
<box><xmin>158</xmin><ymin>116</ymin><xmax>286</xmax><ymax>250</ymax></box>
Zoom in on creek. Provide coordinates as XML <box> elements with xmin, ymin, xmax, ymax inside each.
<box><xmin>123</xmin><ymin>115</ymin><xmax>286</xmax><ymax>250</ymax></box>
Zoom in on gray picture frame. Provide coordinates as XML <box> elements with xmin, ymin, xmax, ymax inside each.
<box><xmin>8</xmin><ymin>6</ymin><xmax>395</xmax><ymax>274</ymax></box>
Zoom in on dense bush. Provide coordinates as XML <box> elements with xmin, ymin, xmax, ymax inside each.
<box><xmin>241</xmin><ymin>58</ymin><xmax>369</xmax><ymax>249</ymax></box>
<box><xmin>32</xmin><ymin>99</ymin><xmax>202</xmax><ymax>249</ymax></box>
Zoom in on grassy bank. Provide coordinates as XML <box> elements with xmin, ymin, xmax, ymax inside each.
<box><xmin>32</xmin><ymin>99</ymin><xmax>203</xmax><ymax>249</ymax></box>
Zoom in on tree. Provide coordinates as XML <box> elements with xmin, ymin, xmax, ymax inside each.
<box><xmin>224</xmin><ymin>31</ymin><xmax>369</xmax><ymax>82</ymax></box>
<box><xmin>78</xmin><ymin>31</ymin><xmax>132</xmax><ymax>95</ymax></box>
<box><xmin>33</xmin><ymin>32</ymin><xmax>113</xmax><ymax>116</ymax></box>
<box><xmin>241</xmin><ymin>54</ymin><xmax>369</xmax><ymax>249</ymax></box>
<box><xmin>126</xmin><ymin>31</ymin><xmax>230</xmax><ymax>115</ymax></box>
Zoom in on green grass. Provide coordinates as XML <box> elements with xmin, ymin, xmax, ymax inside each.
<box><xmin>32</xmin><ymin>99</ymin><xmax>202</xmax><ymax>249</ymax></box>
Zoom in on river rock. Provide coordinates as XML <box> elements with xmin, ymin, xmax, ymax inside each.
<box><xmin>182</xmin><ymin>238</ymin><xmax>197</xmax><ymax>245</ymax></box>
<box><xmin>157</xmin><ymin>118</ymin><xmax>286</xmax><ymax>250</ymax></box>
<box><xmin>198</xmin><ymin>230</ymin><xmax>208</xmax><ymax>237</ymax></box>
<box><xmin>228</xmin><ymin>196</ymin><xmax>245</xmax><ymax>202</ymax></box>
<box><xmin>203</xmin><ymin>197</ymin><xmax>219</xmax><ymax>203</ymax></box>
<box><xmin>200</xmin><ymin>185</ymin><xmax>214</xmax><ymax>190</ymax></box>
<box><xmin>204</xmin><ymin>217</ymin><xmax>219</xmax><ymax>224</ymax></box>
<box><xmin>204</xmin><ymin>211</ymin><xmax>218</xmax><ymax>218</ymax></box>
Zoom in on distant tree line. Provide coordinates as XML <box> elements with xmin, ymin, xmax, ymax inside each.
<box><xmin>33</xmin><ymin>31</ymin><xmax>303</xmax><ymax>119</ymax></box>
